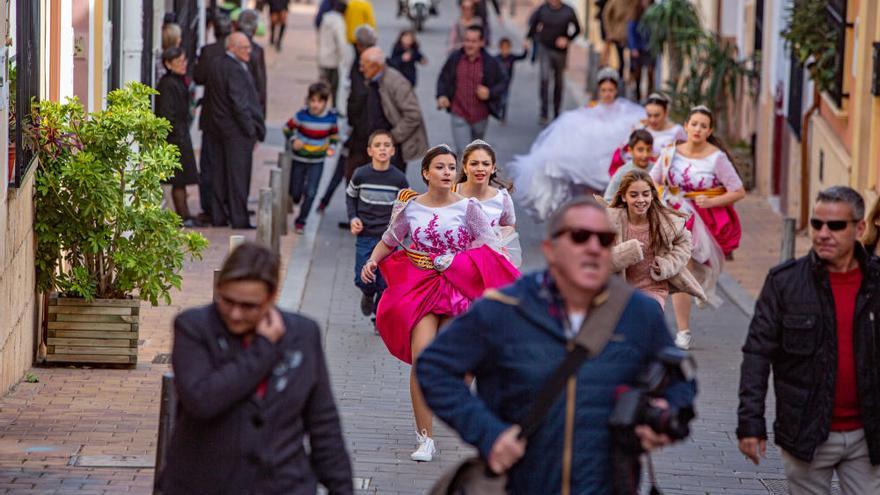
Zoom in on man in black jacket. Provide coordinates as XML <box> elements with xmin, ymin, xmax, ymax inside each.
<box><xmin>202</xmin><ymin>32</ymin><xmax>266</xmax><ymax>229</ymax></box>
<box><xmin>160</xmin><ymin>242</ymin><xmax>352</xmax><ymax>495</ymax></box>
<box><xmin>193</xmin><ymin>13</ymin><xmax>233</xmax><ymax>222</ymax></box>
<box><xmin>527</xmin><ymin>0</ymin><xmax>580</xmax><ymax>125</ymax></box>
<box><xmin>436</xmin><ymin>25</ymin><xmax>507</xmax><ymax>154</ymax></box>
<box><xmin>237</xmin><ymin>10</ymin><xmax>268</xmax><ymax>116</ymax></box>
<box><xmin>738</xmin><ymin>186</ymin><xmax>880</xmax><ymax>494</ymax></box>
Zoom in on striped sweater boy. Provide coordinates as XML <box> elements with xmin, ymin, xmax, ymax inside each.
<box><xmin>283</xmin><ymin>107</ymin><xmax>339</xmax><ymax>163</ymax></box>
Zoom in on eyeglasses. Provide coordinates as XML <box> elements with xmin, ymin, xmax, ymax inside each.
<box><xmin>809</xmin><ymin>218</ymin><xmax>857</xmax><ymax>231</ymax></box>
<box><xmin>216</xmin><ymin>293</ymin><xmax>263</xmax><ymax>313</ymax></box>
<box><xmin>552</xmin><ymin>228</ymin><xmax>615</xmax><ymax>247</ymax></box>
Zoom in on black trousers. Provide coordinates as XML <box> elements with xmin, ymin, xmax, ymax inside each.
<box><xmin>538</xmin><ymin>46</ymin><xmax>567</xmax><ymax>119</ymax></box>
<box><xmin>199</xmin><ymin>129</ymin><xmax>222</xmax><ymax>216</ymax></box>
<box><xmin>211</xmin><ymin>134</ymin><xmax>255</xmax><ymax>228</ymax></box>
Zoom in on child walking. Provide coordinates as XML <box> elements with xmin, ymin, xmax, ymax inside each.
<box><xmin>388</xmin><ymin>30</ymin><xmax>427</xmax><ymax>87</ymax></box>
<box><xmin>283</xmin><ymin>82</ymin><xmax>339</xmax><ymax>234</ymax></box>
<box><xmin>347</xmin><ymin>130</ymin><xmax>409</xmax><ymax>325</ymax></box>
<box><xmin>494</xmin><ymin>37</ymin><xmax>528</xmax><ymax>122</ymax></box>
<box><xmin>603</xmin><ymin>128</ymin><xmax>654</xmax><ymax>203</ymax></box>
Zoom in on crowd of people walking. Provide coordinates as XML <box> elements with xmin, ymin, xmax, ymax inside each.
<box><xmin>150</xmin><ymin>2</ymin><xmax>880</xmax><ymax>495</ymax></box>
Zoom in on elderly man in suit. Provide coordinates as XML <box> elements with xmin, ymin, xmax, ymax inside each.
<box><xmin>202</xmin><ymin>32</ymin><xmax>265</xmax><ymax>229</ymax></box>
<box><xmin>236</xmin><ymin>10</ymin><xmax>268</xmax><ymax>117</ymax></box>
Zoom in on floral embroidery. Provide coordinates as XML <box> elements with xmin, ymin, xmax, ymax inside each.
<box><xmin>456</xmin><ymin>226</ymin><xmax>474</xmax><ymax>250</ymax></box>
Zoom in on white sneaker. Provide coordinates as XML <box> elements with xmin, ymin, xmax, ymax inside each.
<box><xmin>675</xmin><ymin>330</ymin><xmax>692</xmax><ymax>350</ymax></box>
<box><xmin>410</xmin><ymin>429</ymin><xmax>438</xmax><ymax>462</ymax></box>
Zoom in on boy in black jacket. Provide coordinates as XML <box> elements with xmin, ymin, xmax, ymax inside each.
<box><xmin>494</xmin><ymin>37</ymin><xmax>529</xmax><ymax>123</ymax></box>
<box><xmin>346</xmin><ymin>130</ymin><xmax>409</xmax><ymax>325</ymax></box>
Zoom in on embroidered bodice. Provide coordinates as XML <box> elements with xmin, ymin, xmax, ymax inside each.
<box><xmin>479</xmin><ymin>188</ymin><xmax>516</xmax><ymax>228</ymax></box>
<box><xmin>653</xmin><ymin>148</ymin><xmax>743</xmax><ymax>194</ymax></box>
<box><xmin>648</xmin><ymin>124</ymin><xmax>686</xmax><ymax>156</ymax></box>
<box><xmin>382</xmin><ymin>197</ymin><xmax>496</xmax><ymax>256</ymax></box>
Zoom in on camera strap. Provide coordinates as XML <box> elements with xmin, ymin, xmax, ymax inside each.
<box><xmin>518</xmin><ymin>276</ymin><xmax>635</xmax><ymax>439</ymax></box>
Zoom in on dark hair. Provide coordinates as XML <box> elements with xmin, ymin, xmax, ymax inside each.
<box><xmin>546</xmin><ymin>196</ymin><xmax>607</xmax><ymax>239</ymax></box>
<box><xmin>457</xmin><ymin>140</ymin><xmax>513</xmax><ymax>192</ymax></box>
<box><xmin>628</xmin><ymin>129</ymin><xmax>654</xmax><ymax>149</ymax></box>
<box><xmin>685</xmin><ymin>106</ymin><xmax>738</xmax><ymax>170</ymax></box>
<box><xmin>367</xmin><ymin>129</ymin><xmax>394</xmax><ymax>147</ymax></box>
<box><xmin>307</xmin><ymin>81</ymin><xmax>331</xmax><ymax>102</ymax></box>
<box><xmin>333</xmin><ymin>0</ymin><xmax>347</xmax><ymax>13</ymax></box>
<box><xmin>421</xmin><ymin>144</ymin><xmax>457</xmax><ymax>185</ymax></box>
<box><xmin>610</xmin><ymin>170</ymin><xmax>685</xmax><ymax>251</ymax></box>
<box><xmin>645</xmin><ymin>93</ymin><xmax>670</xmax><ymax>111</ymax></box>
<box><xmin>395</xmin><ymin>29</ymin><xmax>419</xmax><ymax>51</ymax></box>
<box><xmin>213</xmin><ymin>13</ymin><xmax>233</xmax><ymax>38</ymax></box>
<box><xmin>498</xmin><ymin>37</ymin><xmax>511</xmax><ymax>47</ymax></box>
<box><xmin>161</xmin><ymin>46</ymin><xmax>185</xmax><ymax>66</ymax></box>
<box><xmin>817</xmin><ymin>186</ymin><xmax>865</xmax><ymax>220</ymax></box>
<box><xmin>216</xmin><ymin>242</ymin><xmax>280</xmax><ymax>294</ymax></box>
<box><xmin>465</xmin><ymin>25</ymin><xmax>484</xmax><ymax>40</ymax></box>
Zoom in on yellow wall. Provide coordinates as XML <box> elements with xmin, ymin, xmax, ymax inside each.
<box><xmin>0</xmin><ymin>171</ymin><xmax>36</xmax><ymax>394</ymax></box>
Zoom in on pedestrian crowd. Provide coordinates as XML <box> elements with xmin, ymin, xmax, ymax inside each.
<box><xmin>150</xmin><ymin>2</ymin><xmax>880</xmax><ymax>495</ymax></box>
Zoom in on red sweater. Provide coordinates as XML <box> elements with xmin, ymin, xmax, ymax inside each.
<box><xmin>829</xmin><ymin>267</ymin><xmax>863</xmax><ymax>431</ymax></box>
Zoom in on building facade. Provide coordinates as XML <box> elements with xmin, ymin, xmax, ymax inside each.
<box><xmin>1</xmin><ymin>0</ymin><xmax>191</xmax><ymax>393</ymax></box>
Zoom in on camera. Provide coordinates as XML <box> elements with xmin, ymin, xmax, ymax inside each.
<box><xmin>608</xmin><ymin>346</ymin><xmax>697</xmax><ymax>495</ymax></box>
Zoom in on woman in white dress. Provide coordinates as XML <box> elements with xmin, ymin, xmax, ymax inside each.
<box><xmin>454</xmin><ymin>139</ymin><xmax>522</xmax><ymax>267</ymax></box>
<box><xmin>609</xmin><ymin>93</ymin><xmax>687</xmax><ymax>176</ymax></box>
<box><xmin>508</xmin><ymin>67</ymin><xmax>646</xmax><ymax>221</ymax></box>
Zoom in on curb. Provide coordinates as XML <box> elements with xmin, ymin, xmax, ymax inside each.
<box><xmin>277</xmin><ymin>151</ymin><xmax>341</xmax><ymax>313</ymax></box>
<box><xmin>717</xmin><ymin>272</ymin><xmax>756</xmax><ymax>319</ymax></box>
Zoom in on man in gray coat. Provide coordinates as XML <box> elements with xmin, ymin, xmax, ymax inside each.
<box><xmin>358</xmin><ymin>46</ymin><xmax>428</xmax><ymax>172</ymax></box>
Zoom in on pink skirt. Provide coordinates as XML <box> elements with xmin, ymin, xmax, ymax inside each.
<box><xmin>693</xmin><ymin>203</ymin><xmax>741</xmax><ymax>256</ymax></box>
<box><xmin>376</xmin><ymin>245</ymin><xmax>520</xmax><ymax>364</ymax></box>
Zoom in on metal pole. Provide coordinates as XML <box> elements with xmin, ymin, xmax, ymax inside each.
<box><xmin>153</xmin><ymin>372</ymin><xmax>177</xmax><ymax>495</ymax></box>
<box><xmin>279</xmin><ymin>152</ymin><xmax>293</xmax><ymax>234</ymax></box>
<box><xmin>213</xmin><ymin>269</ymin><xmax>221</xmax><ymax>300</ymax></box>
<box><xmin>228</xmin><ymin>235</ymin><xmax>245</xmax><ymax>252</ymax></box>
<box><xmin>780</xmin><ymin>217</ymin><xmax>796</xmax><ymax>263</ymax></box>
<box><xmin>270</xmin><ymin>168</ymin><xmax>284</xmax><ymax>251</ymax></box>
<box><xmin>256</xmin><ymin>188</ymin><xmax>274</xmax><ymax>250</ymax></box>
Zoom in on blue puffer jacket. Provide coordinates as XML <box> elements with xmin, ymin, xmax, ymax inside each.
<box><xmin>416</xmin><ymin>271</ymin><xmax>697</xmax><ymax>494</ymax></box>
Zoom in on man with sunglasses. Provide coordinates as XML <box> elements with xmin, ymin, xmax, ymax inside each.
<box><xmin>416</xmin><ymin>196</ymin><xmax>695</xmax><ymax>493</ymax></box>
<box><xmin>738</xmin><ymin>186</ymin><xmax>880</xmax><ymax>494</ymax></box>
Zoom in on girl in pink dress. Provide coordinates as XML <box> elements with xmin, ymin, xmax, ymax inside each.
<box><xmin>454</xmin><ymin>139</ymin><xmax>522</xmax><ymax>267</ymax></box>
<box><xmin>651</xmin><ymin>105</ymin><xmax>746</xmax><ymax>349</ymax></box>
<box><xmin>360</xmin><ymin>145</ymin><xmax>519</xmax><ymax>463</ymax></box>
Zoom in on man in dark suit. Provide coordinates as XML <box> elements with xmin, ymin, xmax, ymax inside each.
<box><xmin>237</xmin><ymin>10</ymin><xmax>268</xmax><ymax>116</ymax></box>
<box><xmin>203</xmin><ymin>32</ymin><xmax>265</xmax><ymax>229</ymax></box>
<box><xmin>193</xmin><ymin>13</ymin><xmax>233</xmax><ymax>222</ymax></box>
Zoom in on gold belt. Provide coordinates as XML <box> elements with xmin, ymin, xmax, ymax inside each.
<box><xmin>405</xmin><ymin>250</ymin><xmax>435</xmax><ymax>270</ymax></box>
<box><xmin>660</xmin><ymin>186</ymin><xmax>727</xmax><ymax>198</ymax></box>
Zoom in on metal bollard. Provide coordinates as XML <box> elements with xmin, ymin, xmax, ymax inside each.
<box><xmin>228</xmin><ymin>235</ymin><xmax>245</xmax><ymax>252</ymax></box>
<box><xmin>153</xmin><ymin>372</ymin><xmax>177</xmax><ymax>494</ymax></box>
<box><xmin>256</xmin><ymin>188</ymin><xmax>274</xmax><ymax>250</ymax></box>
<box><xmin>270</xmin><ymin>168</ymin><xmax>284</xmax><ymax>248</ymax></box>
<box><xmin>780</xmin><ymin>217</ymin><xmax>796</xmax><ymax>263</ymax></box>
<box><xmin>279</xmin><ymin>151</ymin><xmax>293</xmax><ymax>234</ymax></box>
<box><xmin>212</xmin><ymin>269</ymin><xmax>221</xmax><ymax>300</ymax></box>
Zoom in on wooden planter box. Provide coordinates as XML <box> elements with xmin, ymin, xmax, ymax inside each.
<box><xmin>46</xmin><ymin>296</ymin><xmax>140</xmax><ymax>366</ymax></box>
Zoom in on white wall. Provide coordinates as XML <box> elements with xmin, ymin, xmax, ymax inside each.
<box><xmin>121</xmin><ymin>0</ymin><xmax>143</xmax><ymax>86</ymax></box>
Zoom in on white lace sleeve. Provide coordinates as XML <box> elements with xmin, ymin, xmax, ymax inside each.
<box><xmin>499</xmin><ymin>189</ymin><xmax>516</xmax><ymax>226</ymax></box>
<box><xmin>465</xmin><ymin>198</ymin><xmax>500</xmax><ymax>250</ymax></box>
<box><xmin>381</xmin><ymin>199</ymin><xmax>410</xmax><ymax>247</ymax></box>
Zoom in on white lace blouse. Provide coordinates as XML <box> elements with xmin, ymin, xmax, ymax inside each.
<box><xmin>382</xmin><ymin>197</ymin><xmax>496</xmax><ymax>257</ymax></box>
<box><xmin>479</xmin><ymin>188</ymin><xmax>516</xmax><ymax>228</ymax></box>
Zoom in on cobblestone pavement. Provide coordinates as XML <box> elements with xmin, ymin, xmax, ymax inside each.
<box><xmin>0</xmin><ymin>1</ymin><xmax>799</xmax><ymax>494</ymax></box>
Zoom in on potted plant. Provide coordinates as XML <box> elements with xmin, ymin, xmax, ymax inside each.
<box><xmin>26</xmin><ymin>82</ymin><xmax>208</xmax><ymax>366</ymax></box>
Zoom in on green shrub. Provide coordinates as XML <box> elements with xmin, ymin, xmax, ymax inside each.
<box><xmin>27</xmin><ymin>82</ymin><xmax>208</xmax><ymax>306</ymax></box>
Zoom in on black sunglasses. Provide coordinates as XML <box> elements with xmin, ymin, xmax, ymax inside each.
<box><xmin>552</xmin><ymin>228</ymin><xmax>615</xmax><ymax>247</ymax></box>
<box><xmin>809</xmin><ymin>218</ymin><xmax>857</xmax><ymax>231</ymax></box>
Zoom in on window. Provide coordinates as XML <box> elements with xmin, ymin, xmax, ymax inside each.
<box><xmin>9</xmin><ymin>0</ymin><xmax>40</xmax><ymax>188</ymax></box>
<box><xmin>787</xmin><ymin>49</ymin><xmax>805</xmax><ymax>139</ymax></box>
<box><xmin>826</xmin><ymin>0</ymin><xmax>848</xmax><ymax>107</ymax></box>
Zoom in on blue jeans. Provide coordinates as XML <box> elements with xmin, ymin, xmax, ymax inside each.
<box><xmin>290</xmin><ymin>160</ymin><xmax>324</xmax><ymax>226</ymax></box>
<box><xmin>354</xmin><ymin>235</ymin><xmax>386</xmax><ymax>308</ymax></box>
